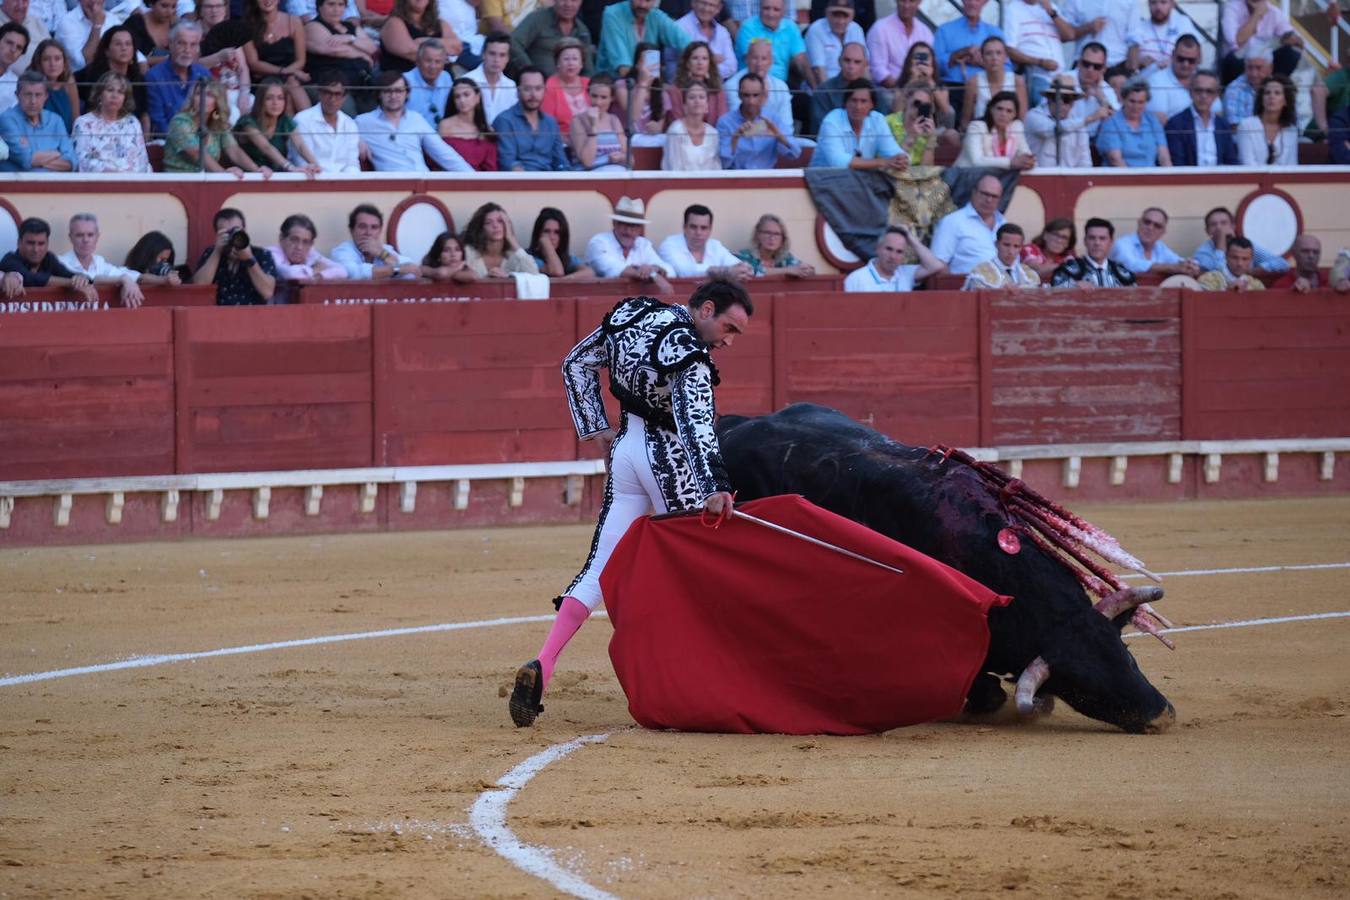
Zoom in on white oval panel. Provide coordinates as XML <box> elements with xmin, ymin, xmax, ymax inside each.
<box><xmin>821</xmin><ymin>219</ymin><xmax>860</xmax><ymax>266</ymax></box>
<box><xmin>1240</xmin><ymin>193</ymin><xmax>1298</xmax><ymax>256</ymax></box>
<box><xmin>393</xmin><ymin>201</ymin><xmax>450</xmax><ymax>265</ymax></box>
<box><xmin>0</xmin><ymin>207</ymin><xmax>19</xmax><ymax>256</ymax></box>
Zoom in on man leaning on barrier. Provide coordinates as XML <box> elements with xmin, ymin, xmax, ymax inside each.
<box><xmin>1</xmin><ymin>217</ymin><xmax>99</xmax><ymax>303</ymax></box>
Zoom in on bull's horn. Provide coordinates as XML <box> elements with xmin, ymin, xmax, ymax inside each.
<box><xmin>1014</xmin><ymin>657</ymin><xmax>1051</xmax><ymax>715</ymax></box>
<box><xmin>1095</xmin><ymin>586</ymin><xmax>1164</xmax><ymax>620</ymax></box>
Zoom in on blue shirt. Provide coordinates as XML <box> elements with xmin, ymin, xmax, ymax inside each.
<box><xmin>930</xmin><ymin>202</ymin><xmax>1005</xmax><ymax>275</ymax></box>
<box><xmin>1223</xmin><ymin>75</ymin><xmax>1256</xmax><ymax>124</ymax></box>
<box><xmin>1095</xmin><ymin>110</ymin><xmax>1167</xmax><ymax>167</ymax></box>
<box><xmin>353</xmin><ymin>108</ymin><xmax>472</xmax><ymax>172</ymax></box>
<box><xmin>492</xmin><ymin>104</ymin><xmax>574</xmax><ymax>171</ymax></box>
<box><xmin>716</xmin><ymin>106</ymin><xmax>801</xmax><ymax>170</ymax></box>
<box><xmin>405</xmin><ymin>67</ymin><xmax>453</xmax><ymax>123</ymax></box>
<box><xmin>734</xmin><ymin>16</ymin><xmax>807</xmax><ymax>82</ymax></box>
<box><xmin>145</xmin><ymin>59</ymin><xmax>211</xmax><ymax>137</ymax></box>
<box><xmin>1109</xmin><ymin>233</ymin><xmax>1184</xmax><ymax>273</ymax></box>
<box><xmin>811</xmin><ymin>108</ymin><xmax>902</xmax><ymax>168</ymax></box>
<box><xmin>595</xmin><ymin>2</ymin><xmax>690</xmax><ymax>76</ymax></box>
<box><xmin>932</xmin><ymin>18</ymin><xmax>1008</xmax><ymax>85</ymax></box>
<box><xmin>1193</xmin><ymin>238</ymin><xmax>1290</xmax><ymax>273</ymax></box>
<box><xmin>0</xmin><ymin>106</ymin><xmax>76</xmax><ymax>171</ymax></box>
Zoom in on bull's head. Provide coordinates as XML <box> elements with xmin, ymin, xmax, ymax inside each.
<box><xmin>1016</xmin><ymin>586</ymin><xmax>1175</xmax><ymax>734</ymax></box>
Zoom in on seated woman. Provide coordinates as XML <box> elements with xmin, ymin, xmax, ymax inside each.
<box><xmin>1021</xmin><ymin>217</ymin><xmax>1076</xmax><ymax>280</ymax></box>
<box><xmin>960</xmin><ymin>36</ymin><xmax>1025</xmax><ymax>127</ymax></box>
<box><xmin>663</xmin><ymin>82</ymin><xmax>720</xmax><ymax>171</ymax></box>
<box><xmin>812</xmin><ymin>79</ymin><xmax>908</xmax><ymax>170</ymax></box>
<box><xmin>194</xmin><ymin>0</ymin><xmax>255</xmax><ymax>125</ymax></box>
<box><xmin>378</xmin><ymin>0</ymin><xmax>461</xmax><ymax>75</ymax></box>
<box><xmin>528</xmin><ymin>207</ymin><xmax>595</xmax><ymax>279</ymax></box>
<box><xmin>736</xmin><ymin>213</ymin><xmax>815</xmax><ymax>278</ymax></box>
<box><xmin>956</xmin><ymin>89</ymin><xmax>1035</xmax><ymax>169</ymax></box>
<box><xmin>622</xmin><ymin>41</ymin><xmax>672</xmax><ymax>146</ymax></box>
<box><xmin>461</xmin><ymin>203</ymin><xmax>539</xmax><ymax>278</ymax></box>
<box><xmin>421</xmin><ymin>231</ymin><xmax>478</xmax><ymax>283</ymax></box>
<box><xmin>235</xmin><ymin>78</ymin><xmax>323</xmax><ymax>175</ymax></box>
<box><xmin>266</xmin><ymin>213</ymin><xmax>346</xmax><ymax>302</ymax></box>
<box><xmin>163</xmin><ymin>81</ymin><xmax>273</xmax><ymax>177</ymax></box>
<box><xmin>73</xmin><ymin>72</ymin><xmax>151</xmax><ymax>174</ymax></box>
<box><xmin>568</xmin><ymin>74</ymin><xmax>627</xmax><ymax>171</ymax></box>
<box><xmin>664</xmin><ymin>41</ymin><xmax>727</xmax><ymax>125</ymax></box>
<box><xmin>898</xmin><ymin>41</ymin><xmax>960</xmax><ymax>153</ymax></box>
<box><xmin>305</xmin><ymin>0</ymin><xmax>377</xmax><ymax>111</ymax></box>
<box><xmin>32</xmin><ymin>40</ymin><xmax>79</xmax><ymax>134</ymax></box>
<box><xmin>438</xmin><ymin>78</ymin><xmax>498</xmax><ymax>171</ymax></box>
<box><xmin>243</xmin><ymin>0</ymin><xmax>311</xmax><ymax>112</ymax></box>
<box><xmin>82</xmin><ymin>27</ymin><xmax>150</xmax><ymax>134</ymax></box>
<box><xmin>123</xmin><ymin>230</ymin><xmax>184</xmax><ymax>285</ymax></box>
<box><xmin>126</xmin><ymin>0</ymin><xmax>179</xmax><ymax>68</ymax></box>
<box><xmin>1236</xmin><ymin>75</ymin><xmax>1299</xmax><ymax>167</ymax></box>
<box><xmin>884</xmin><ymin>82</ymin><xmax>939</xmax><ymax>166</ymax></box>
<box><xmin>541</xmin><ymin>38</ymin><xmax>589</xmax><ymax>134</ymax></box>
<box><xmin>1097</xmin><ymin>81</ymin><xmax>1172</xmax><ymax>167</ymax></box>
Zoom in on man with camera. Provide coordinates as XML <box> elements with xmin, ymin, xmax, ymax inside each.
<box><xmin>192</xmin><ymin>208</ymin><xmax>278</xmax><ymax>306</ymax></box>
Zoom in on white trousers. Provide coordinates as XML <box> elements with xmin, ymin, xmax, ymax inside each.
<box><xmin>566</xmin><ymin>414</ymin><xmax>670</xmax><ymax>611</ymax></box>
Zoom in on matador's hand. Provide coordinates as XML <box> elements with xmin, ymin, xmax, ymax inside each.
<box><xmin>703</xmin><ymin>491</ymin><xmax>735</xmax><ymax>518</ymax></box>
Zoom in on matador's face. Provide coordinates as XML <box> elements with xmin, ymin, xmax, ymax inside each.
<box><xmin>692</xmin><ymin>301</ymin><xmax>749</xmax><ymax>350</ymax></box>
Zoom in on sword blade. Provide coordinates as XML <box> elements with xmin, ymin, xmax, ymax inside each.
<box><xmin>730</xmin><ymin>510</ymin><xmax>905</xmax><ymax>576</ymax></box>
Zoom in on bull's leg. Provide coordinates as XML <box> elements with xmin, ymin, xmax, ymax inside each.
<box><xmin>963</xmin><ymin>672</ymin><xmax>1008</xmax><ymax>715</ymax></box>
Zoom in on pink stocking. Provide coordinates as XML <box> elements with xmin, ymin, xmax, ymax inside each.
<box><xmin>537</xmin><ymin>596</ymin><xmax>590</xmax><ymax>686</ymax></box>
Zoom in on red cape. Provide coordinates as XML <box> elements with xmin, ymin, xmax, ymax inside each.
<box><xmin>601</xmin><ymin>494</ymin><xmax>1011</xmax><ymax>735</ymax></box>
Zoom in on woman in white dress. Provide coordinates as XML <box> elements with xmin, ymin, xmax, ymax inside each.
<box><xmin>73</xmin><ymin>72</ymin><xmax>151</xmax><ymax>174</ymax></box>
<box><xmin>663</xmin><ymin>83</ymin><xmax>720</xmax><ymax>171</ymax></box>
<box><xmin>1236</xmin><ymin>74</ymin><xmax>1299</xmax><ymax>167</ymax></box>
<box><xmin>956</xmin><ymin>89</ymin><xmax>1035</xmax><ymax>170</ymax></box>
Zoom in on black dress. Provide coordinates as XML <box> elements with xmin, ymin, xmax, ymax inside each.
<box><xmin>378</xmin><ymin>19</ymin><xmax>427</xmax><ymax>74</ymax></box>
<box><xmin>306</xmin><ymin>19</ymin><xmax>373</xmax><ymax>89</ymax></box>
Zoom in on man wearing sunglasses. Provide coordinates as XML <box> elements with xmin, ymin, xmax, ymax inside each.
<box><xmin>1125</xmin><ymin>0</ymin><xmax>1201</xmax><ymax>77</ymax></box>
<box><xmin>1165</xmin><ymin>68</ymin><xmax>1238</xmax><ymax>166</ymax></box>
<box><xmin>1145</xmin><ymin>33</ymin><xmax>1201</xmax><ymax>120</ymax></box>
<box><xmin>1109</xmin><ymin>207</ymin><xmax>1201</xmax><ymax>277</ymax></box>
<box><xmin>1069</xmin><ymin>40</ymin><xmax>1118</xmax><ymax>137</ymax></box>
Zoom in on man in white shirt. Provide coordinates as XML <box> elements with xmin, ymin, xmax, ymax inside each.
<box><xmin>586</xmin><ymin>196</ymin><xmax>675</xmax><ymax>293</ymax></box>
<box><xmin>1069</xmin><ymin>40</ymin><xmax>1120</xmax><ymax>136</ymax></box>
<box><xmin>0</xmin><ymin>0</ymin><xmax>48</xmax><ymax>74</ymax></box>
<box><xmin>657</xmin><ymin>204</ymin><xmax>754</xmax><ymax>279</ymax></box>
<box><xmin>291</xmin><ymin>73</ymin><xmax>362</xmax><ymax>173</ymax></box>
<box><xmin>725</xmin><ymin>38</ymin><xmax>792</xmax><ymax>135</ymax></box>
<box><xmin>0</xmin><ymin>21</ymin><xmax>27</xmax><ymax>112</ymax></box>
<box><xmin>56</xmin><ymin>213</ymin><xmax>165</xmax><ymax>308</ymax></box>
<box><xmin>354</xmin><ymin>72</ymin><xmax>471</xmax><ymax>172</ymax></box>
<box><xmin>405</xmin><ymin>38</ymin><xmax>452</xmax><ymax>124</ymax></box>
<box><xmin>963</xmin><ymin>224</ymin><xmax>1041</xmax><ymax>289</ymax></box>
<box><xmin>57</xmin><ymin>0</ymin><xmax>137</xmax><ymax>71</ymax></box>
<box><xmin>329</xmin><ymin>204</ymin><xmax>421</xmax><ymax>280</ymax></box>
<box><xmin>844</xmin><ymin>224</ymin><xmax>945</xmax><ymax>292</ymax></box>
<box><xmin>805</xmin><ymin>0</ymin><xmax>864</xmax><ymax>83</ymax></box>
<box><xmin>674</xmin><ymin>0</ymin><xmax>735</xmax><ymax>81</ymax></box>
<box><xmin>1145</xmin><ymin>34</ymin><xmax>1202</xmax><ymax>121</ymax></box>
<box><xmin>1126</xmin><ymin>0</ymin><xmax>1201</xmax><ymax>76</ymax></box>
<box><xmin>1109</xmin><ymin>207</ymin><xmax>1201</xmax><ymax>276</ymax></box>
<box><xmin>1025</xmin><ymin>74</ymin><xmax>1091</xmax><ymax>166</ymax></box>
<box><xmin>466</xmin><ymin>32</ymin><xmax>517</xmax><ymax>125</ymax></box>
<box><xmin>930</xmin><ymin>174</ymin><xmax>1006</xmax><ymax>275</ymax></box>
<box><xmin>1003</xmin><ymin>0</ymin><xmax>1075</xmax><ymax>102</ymax></box>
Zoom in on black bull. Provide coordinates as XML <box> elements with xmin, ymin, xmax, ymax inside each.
<box><xmin>716</xmin><ymin>403</ymin><xmax>1175</xmax><ymax>734</ymax></box>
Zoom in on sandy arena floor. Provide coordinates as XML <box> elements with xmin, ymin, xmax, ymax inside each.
<box><xmin>2</xmin><ymin>497</ymin><xmax>1348</xmax><ymax>899</ymax></box>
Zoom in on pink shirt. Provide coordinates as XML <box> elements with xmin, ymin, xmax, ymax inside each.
<box><xmin>1221</xmin><ymin>0</ymin><xmax>1292</xmax><ymax>55</ymax></box>
<box><xmin>865</xmin><ymin>14</ymin><xmax>935</xmax><ymax>85</ymax></box>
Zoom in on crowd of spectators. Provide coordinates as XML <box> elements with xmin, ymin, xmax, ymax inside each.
<box><xmin>1</xmin><ymin>0</ymin><xmax>1347</xmax><ymax>172</ymax></box>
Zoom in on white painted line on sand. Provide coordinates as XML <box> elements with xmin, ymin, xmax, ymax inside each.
<box><xmin>1122</xmin><ymin>561</ymin><xmax>1350</xmax><ymax>579</ymax></box>
<box><xmin>470</xmin><ymin>732</ymin><xmax>619</xmax><ymax>900</ymax></box>
<box><xmin>1124</xmin><ymin>609</ymin><xmax>1350</xmax><ymax>638</ymax></box>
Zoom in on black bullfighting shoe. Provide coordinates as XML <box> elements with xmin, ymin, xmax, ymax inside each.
<box><xmin>509</xmin><ymin>660</ymin><xmax>544</xmax><ymax>727</ymax></box>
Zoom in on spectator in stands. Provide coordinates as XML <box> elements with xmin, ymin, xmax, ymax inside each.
<box><xmin>844</xmin><ymin>224</ymin><xmax>944</xmax><ymax>292</ymax></box>
<box><xmin>332</xmin><ymin>204</ymin><xmax>419</xmax><ymax>278</ymax></box>
<box><xmin>959</xmin><ymin>35</ymin><xmax>1025</xmax><ymax>127</ymax></box>
<box><xmin>439</xmin><ymin>77</ymin><xmax>498</xmax><ymax>170</ymax></box>
<box><xmin>467</xmin><ymin>32</ymin><xmax>516</xmax><ymax>124</ymax></box>
<box><xmin>1330</xmin><ymin>103</ymin><xmax>1350</xmax><ymax>166</ymax></box>
<box><xmin>1109</xmin><ymin>206</ymin><xmax>1202</xmax><ymax>277</ymax></box>
<box><xmin>421</xmin><ymin>231</ymin><xmax>477</xmax><ymax>283</ymax></box>
<box><xmin>32</xmin><ymin>39</ymin><xmax>75</xmax><ymax>131</ymax></box>
<box><xmin>1330</xmin><ymin>249</ymin><xmax>1350</xmax><ymax>293</ymax></box>
<box><xmin>1126</xmin><ymin>0</ymin><xmax>1199</xmax><ymax>79</ymax></box>
<box><xmin>379</xmin><ymin>0</ymin><xmax>459</xmax><ymax>75</ymax></box>
<box><xmin>1003</xmin><ymin>0</ymin><xmax>1074</xmax><ymax>104</ymax></box>
<box><xmin>78</xmin><ymin>26</ymin><xmax>149</xmax><ymax>129</ymax></box>
<box><xmin>123</xmin><ymin>230</ymin><xmax>184</xmax><ymax>284</ymax></box>
<box><xmin>811</xmin><ymin>78</ymin><xmax>907</xmax><ymax>170</ymax></box>
<box><xmin>657</xmin><ymin>204</ymin><xmax>753</xmax><ymax>279</ymax></box>
<box><xmin>571</xmin><ymin>73</ymin><xmax>626</xmax><ymax>169</ymax></box>
<box><xmin>933</xmin><ymin>0</ymin><xmax>1006</xmax><ymax>114</ymax></box>
<box><xmin>237</xmin><ymin>78</ymin><xmax>322</xmax><ymax>173</ymax></box>
<box><xmin>125</xmin><ymin>0</ymin><xmax>174</xmax><ymax>66</ymax></box>
<box><xmin>1070</xmin><ymin>41</ymin><xmax>1119</xmax><ymax>137</ymax></box>
<box><xmin>195</xmin><ymin>4</ymin><xmax>254</xmax><ymax>124</ymax></box>
<box><xmin>304</xmin><ymin>0</ymin><xmax>376</xmax><ymax>107</ymax></box>
<box><xmin>355</xmin><ymin>71</ymin><xmax>472</xmax><ymax>171</ymax></box>
<box><xmin>266</xmin><ymin>213</ymin><xmax>346</xmax><ymax>304</ymax></box>
<box><xmin>673</xmin><ymin>0</ymin><xmax>734</xmax><ymax>83</ymax></box>
<box><xmin>585</xmin><ymin>196</ymin><xmax>675</xmax><ymax>292</ymax></box>
<box><xmin>1197</xmin><ymin>235</ymin><xmax>1264</xmax><ymax>291</ymax></box>
<box><xmin>541</xmin><ymin>37</ymin><xmax>589</xmax><ymax>133</ymax></box>
<box><xmin>1097</xmin><ymin>81</ymin><xmax>1172</xmax><ymax>167</ymax></box>
<box><xmin>1051</xmin><ymin>217</ymin><xmax>1137</xmax><ymax>287</ymax></box>
<box><xmin>145</xmin><ymin>20</ymin><xmax>209</xmax><ymax>136</ymax></box>
<box><xmin>663</xmin><ymin>82</ymin><xmax>718</xmax><ymax>170</ymax></box>
<box><xmin>511</xmin><ymin>0</ymin><xmax>595</xmax><ymax>77</ymax></box>
<box><xmin>666</xmin><ymin>40</ymin><xmax>727</xmax><ymax>124</ymax></box>
<box><xmin>1025</xmin><ymin>74</ymin><xmax>1091</xmax><ymax>167</ymax></box>
<box><xmin>477</xmin><ymin>0</ymin><xmax>526</xmax><ymax>35</ymax></box>
<box><xmin>290</xmin><ymin>71</ymin><xmax>361</xmax><ymax>172</ymax></box>
<box><xmin>957</xmin><ymin>89</ymin><xmax>1035</xmax><ymax>169</ymax></box>
<box><xmin>1236</xmin><ymin>73</ymin><xmax>1297</xmax><ymax>167</ymax></box>
<box><xmin>58</xmin><ymin>214</ymin><xmax>146</xmax><ymax>308</ymax></box>
<box><xmin>1223</xmin><ymin>44</ymin><xmax>1271</xmax><ymax>125</ymax></box>
<box><xmin>528</xmin><ymin>207</ymin><xmax>594</xmax><ymax>278</ymax></box>
<box><xmin>0</xmin><ymin>22</ymin><xmax>28</xmax><ymax>113</ymax></box>
<box><xmin>0</xmin><ymin>70</ymin><xmax>72</xmax><ymax>170</ymax></box>
<box><xmin>58</xmin><ymin>0</ymin><xmax>135</xmax><ymax>73</ymax></box>
<box><xmin>495</xmin><ymin>65</ymin><xmax>573</xmax><ymax>170</ymax></box>
<box><xmin>1058</xmin><ymin>0</ymin><xmax>1132</xmax><ymax>77</ymax></box>
<box><xmin>716</xmin><ymin>71</ymin><xmax>799</xmax><ymax>169</ymax></box>
<box><xmin>963</xmin><ymin>223</ymin><xmax>1041</xmax><ymax>289</ymax></box>
<box><xmin>0</xmin><ymin>0</ymin><xmax>47</xmax><ymax>75</ymax></box>
<box><xmin>163</xmin><ymin>79</ymin><xmax>270</xmax><ymax>174</ymax></box>
<box><xmin>931</xmin><ymin>174</ymin><xmax>1005</xmax><ymax>275</ymax></box>
<box><xmin>805</xmin><ymin>0</ymin><xmax>861</xmax><ymax>85</ymax></box>
<box><xmin>1166</xmin><ymin>69</ymin><xmax>1238</xmax><ymax>166</ymax></box>
<box><xmin>1269</xmin><ymin>234</ymin><xmax>1323</xmax><ymax>293</ymax></box>
<box><xmin>1022</xmin><ymin>217</ymin><xmax>1076</xmax><ymax>279</ymax></box>
<box><xmin>736</xmin><ymin>213</ymin><xmax>814</xmax><ymax>277</ymax></box>
<box><xmin>72</xmin><ymin>70</ymin><xmax>150</xmax><ymax>172</ymax></box>
<box><xmin>193</xmin><ymin>207</ymin><xmax>278</xmax><ymax>305</ymax></box>
<box><xmin>1220</xmin><ymin>0</ymin><xmax>1301</xmax><ymax>83</ymax></box>
<box><xmin>1</xmin><ymin>217</ymin><xmax>98</xmax><ymax>301</ymax></box>
<box><xmin>242</xmin><ymin>0</ymin><xmax>312</xmax><ymax>112</ymax></box>
<box><xmin>899</xmin><ymin>44</ymin><xmax>953</xmax><ymax>137</ymax></box>
<box><xmin>461</xmin><ymin>203</ymin><xmax>540</xmax><ymax>278</ymax></box>
<box><xmin>1193</xmin><ymin>206</ymin><xmax>1288</xmax><ymax>272</ymax></box>
<box><xmin>622</xmin><ymin>40</ymin><xmax>673</xmax><ymax>141</ymax></box>
<box><xmin>1145</xmin><ymin>33</ymin><xmax>1200</xmax><ymax>121</ymax></box>
<box><xmin>404</xmin><ymin>37</ymin><xmax>450</xmax><ymax>122</ymax></box>
<box><xmin>810</xmin><ymin>41</ymin><xmax>869</xmax><ymax>134</ymax></box>
<box><xmin>726</xmin><ymin>37</ymin><xmax>792</xmax><ymax>136</ymax></box>
<box><xmin>737</xmin><ymin>0</ymin><xmax>814</xmax><ymax>89</ymax></box>
<box><xmin>865</xmin><ymin>0</ymin><xmax>930</xmax><ymax>90</ymax></box>
<box><xmin>596</xmin><ymin>0</ymin><xmax>688</xmax><ymax>78</ymax></box>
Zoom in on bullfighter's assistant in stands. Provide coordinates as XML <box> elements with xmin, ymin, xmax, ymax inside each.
<box><xmin>508</xmin><ymin>278</ymin><xmax>753</xmax><ymax>728</ymax></box>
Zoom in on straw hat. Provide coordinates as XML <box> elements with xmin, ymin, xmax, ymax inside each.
<box><xmin>611</xmin><ymin>196</ymin><xmax>651</xmax><ymax>225</ymax></box>
<box><xmin>1044</xmin><ymin>74</ymin><xmax>1084</xmax><ymax>101</ymax></box>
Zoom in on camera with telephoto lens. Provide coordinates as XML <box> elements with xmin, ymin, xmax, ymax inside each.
<box><xmin>150</xmin><ymin>261</ymin><xmax>174</xmax><ymax>277</ymax></box>
<box><xmin>228</xmin><ymin>228</ymin><xmax>251</xmax><ymax>252</ymax></box>
<box><xmin>914</xmin><ymin>101</ymin><xmax>933</xmax><ymax>119</ymax></box>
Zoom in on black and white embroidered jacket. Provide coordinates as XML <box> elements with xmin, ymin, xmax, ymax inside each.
<box><xmin>563</xmin><ymin>295</ymin><xmax>732</xmax><ymax>506</ymax></box>
<box><xmin>1050</xmin><ymin>256</ymin><xmax>1137</xmax><ymax>288</ymax></box>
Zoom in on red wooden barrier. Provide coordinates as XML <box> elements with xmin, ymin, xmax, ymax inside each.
<box><xmin>0</xmin><ymin>285</ymin><xmax>215</xmax><ymax>312</ymax></box>
<box><xmin>294</xmin><ymin>280</ymin><xmax>513</xmax><ymax>304</ymax></box>
<box><xmin>0</xmin><ymin>309</ymin><xmax>176</xmax><ymax>479</ymax></box>
<box><xmin>174</xmin><ymin>305</ymin><xmax>374</xmax><ymax>473</ymax></box>
<box><xmin>1181</xmin><ymin>291</ymin><xmax>1350</xmax><ymax>439</ymax></box>
<box><xmin>136</xmin><ymin>285</ymin><xmax>217</xmax><ymax>308</ymax></box>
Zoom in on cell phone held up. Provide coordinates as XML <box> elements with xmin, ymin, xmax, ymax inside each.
<box><xmin>913</xmin><ymin>101</ymin><xmax>933</xmax><ymax>120</ymax></box>
<box><xmin>641</xmin><ymin>48</ymin><xmax>660</xmax><ymax>78</ymax></box>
